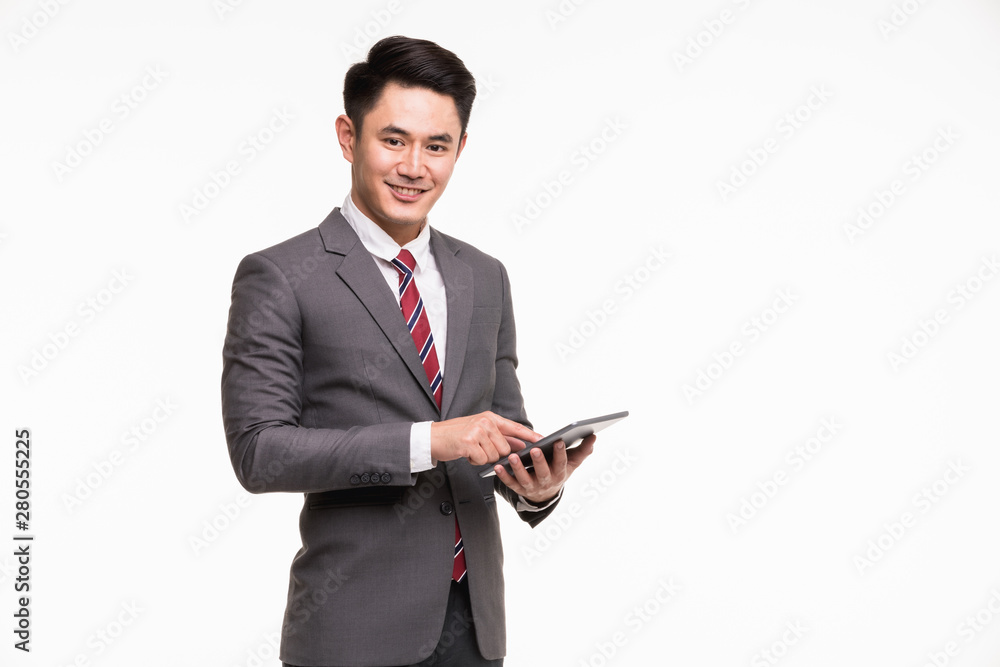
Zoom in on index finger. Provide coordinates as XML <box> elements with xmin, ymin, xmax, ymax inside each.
<box><xmin>495</xmin><ymin>416</ymin><xmax>542</xmax><ymax>443</ymax></box>
<box><xmin>504</xmin><ymin>435</ymin><xmax>528</xmax><ymax>452</ymax></box>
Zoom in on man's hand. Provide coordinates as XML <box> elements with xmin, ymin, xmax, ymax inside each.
<box><xmin>494</xmin><ymin>434</ymin><xmax>596</xmax><ymax>505</ymax></box>
<box><xmin>430</xmin><ymin>411</ymin><xmax>540</xmax><ymax>465</ymax></box>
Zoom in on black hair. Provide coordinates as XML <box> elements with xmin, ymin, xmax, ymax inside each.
<box><xmin>343</xmin><ymin>36</ymin><xmax>477</xmax><ymax>137</ymax></box>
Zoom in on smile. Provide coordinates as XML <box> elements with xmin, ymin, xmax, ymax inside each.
<box><xmin>388</xmin><ymin>184</ymin><xmax>426</xmax><ymax>196</ymax></box>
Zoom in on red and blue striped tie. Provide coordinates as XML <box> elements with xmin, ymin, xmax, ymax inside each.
<box><xmin>391</xmin><ymin>250</ymin><xmax>466</xmax><ymax>583</ymax></box>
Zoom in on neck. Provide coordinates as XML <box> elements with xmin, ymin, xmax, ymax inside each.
<box><xmin>383</xmin><ymin>219</ymin><xmax>424</xmax><ymax>247</ymax></box>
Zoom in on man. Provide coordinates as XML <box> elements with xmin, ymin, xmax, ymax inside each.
<box><xmin>221</xmin><ymin>36</ymin><xmax>595</xmax><ymax>666</ymax></box>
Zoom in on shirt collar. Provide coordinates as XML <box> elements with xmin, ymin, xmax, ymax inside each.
<box><xmin>341</xmin><ymin>194</ymin><xmax>432</xmax><ymax>269</ymax></box>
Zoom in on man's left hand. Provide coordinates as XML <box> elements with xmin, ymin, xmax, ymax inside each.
<box><xmin>493</xmin><ymin>435</ymin><xmax>596</xmax><ymax>504</ymax></box>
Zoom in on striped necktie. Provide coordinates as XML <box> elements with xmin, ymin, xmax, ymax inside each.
<box><xmin>391</xmin><ymin>249</ymin><xmax>467</xmax><ymax>583</ymax></box>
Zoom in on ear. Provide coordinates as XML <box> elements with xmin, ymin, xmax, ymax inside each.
<box><xmin>335</xmin><ymin>114</ymin><xmax>356</xmax><ymax>163</ymax></box>
<box><xmin>455</xmin><ymin>132</ymin><xmax>468</xmax><ymax>161</ymax></box>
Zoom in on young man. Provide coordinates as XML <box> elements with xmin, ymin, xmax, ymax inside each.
<box><xmin>221</xmin><ymin>36</ymin><xmax>594</xmax><ymax>666</ymax></box>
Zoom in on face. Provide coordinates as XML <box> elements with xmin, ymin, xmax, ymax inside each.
<box><xmin>336</xmin><ymin>82</ymin><xmax>467</xmax><ymax>245</ymax></box>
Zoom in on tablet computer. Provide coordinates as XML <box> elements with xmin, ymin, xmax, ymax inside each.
<box><xmin>479</xmin><ymin>410</ymin><xmax>629</xmax><ymax>478</ymax></box>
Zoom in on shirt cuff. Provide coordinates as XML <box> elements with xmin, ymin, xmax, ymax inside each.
<box><xmin>515</xmin><ymin>487</ymin><xmax>563</xmax><ymax>512</ymax></box>
<box><xmin>410</xmin><ymin>421</ymin><xmax>435</xmax><ymax>473</ymax></box>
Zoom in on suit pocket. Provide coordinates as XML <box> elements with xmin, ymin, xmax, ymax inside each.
<box><xmin>308</xmin><ymin>486</ymin><xmax>406</xmax><ymax>510</ymax></box>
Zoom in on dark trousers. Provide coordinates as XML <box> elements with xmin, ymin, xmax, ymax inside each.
<box><xmin>283</xmin><ymin>580</ymin><xmax>503</xmax><ymax>667</ymax></box>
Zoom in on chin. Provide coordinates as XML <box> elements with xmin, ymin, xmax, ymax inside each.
<box><xmin>383</xmin><ymin>206</ymin><xmax>428</xmax><ymax>228</ymax></box>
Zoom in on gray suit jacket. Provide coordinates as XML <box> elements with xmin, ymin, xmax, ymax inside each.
<box><xmin>221</xmin><ymin>207</ymin><xmax>556</xmax><ymax>666</ymax></box>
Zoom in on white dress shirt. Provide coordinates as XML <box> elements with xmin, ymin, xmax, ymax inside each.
<box><xmin>341</xmin><ymin>195</ymin><xmax>559</xmax><ymax>511</ymax></box>
<box><xmin>341</xmin><ymin>194</ymin><xmax>443</xmax><ymax>473</ymax></box>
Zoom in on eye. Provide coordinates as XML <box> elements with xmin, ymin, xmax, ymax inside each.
<box><xmin>385</xmin><ymin>138</ymin><xmax>403</xmax><ymax>147</ymax></box>
<box><xmin>427</xmin><ymin>144</ymin><xmax>445</xmax><ymax>153</ymax></box>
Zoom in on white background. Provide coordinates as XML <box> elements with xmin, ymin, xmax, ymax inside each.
<box><xmin>3</xmin><ymin>0</ymin><xmax>1000</xmax><ymax>665</ymax></box>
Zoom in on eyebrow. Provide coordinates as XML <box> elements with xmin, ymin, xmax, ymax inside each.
<box><xmin>378</xmin><ymin>125</ymin><xmax>453</xmax><ymax>144</ymax></box>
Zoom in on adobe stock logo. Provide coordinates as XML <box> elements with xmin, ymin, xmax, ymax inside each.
<box><xmin>853</xmin><ymin>460</ymin><xmax>970</xmax><ymax>575</ymax></box>
<box><xmin>843</xmin><ymin>127</ymin><xmax>958</xmax><ymax>244</ymax></box>
<box><xmin>57</xmin><ymin>600</ymin><xmax>144</xmax><ymax>666</ymax></box>
<box><xmin>726</xmin><ymin>418</ymin><xmax>842</xmax><ymax>534</ymax></box>
<box><xmin>51</xmin><ymin>66</ymin><xmax>169</xmax><ymax>182</ymax></box>
<box><xmin>61</xmin><ymin>398</ymin><xmax>178</xmax><ymax>513</ymax></box>
<box><xmin>17</xmin><ymin>269</ymin><xmax>134</xmax><ymax>384</ymax></box>
<box><xmin>337</xmin><ymin>1</ymin><xmax>404</xmax><ymax>61</ymax></box>
<box><xmin>672</xmin><ymin>0</ymin><xmax>755</xmax><ymax>73</ymax></box>
<box><xmin>886</xmin><ymin>254</ymin><xmax>998</xmax><ymax>371</ymax></box>
<box><xmin>683</xmin><ymin>289</ymin><xmax>797</xmax><ymax>403</ymax></box>
<box><xmin>7</xmin><ymin>0</ymin><xmax>73</xmax><ymax>53</ymax></box>
<box><xmin>555</xmin><ymin>246</ymin><xmax>670</xmax><ymax>361</ymax></box>
<box><xmin>189</xmin><ymin>492</ymin><xmax>253</xmax><ymax>556</ymax></box>
<box><xmin>577</xmin><ymin>578</ymin><xmax>681</xmax><ymax>667</ymax></box>
<box><xmin>751</xmin><ymin>621</ymin><xmax>808</xmax><ymax>667</ymax></box>
<box><xmin>521</xmin><ymin>450</ymin><xmax>637</xmax><ymax>564</ymax></box>
<box><xmin>232</xmin><ymin>632</ymin><xmax>281</xmax><ymax>667</ymax></box>
<box><xmin>877</xmin><ymin>0</ymin><xmax>931</xmax><ymax>40</ymax></box>
<box><xmin>178</xmin><ymin>107</ymin><xmax>294</xmax><ymax>223</ymax></box>
<box><xmin>544</xmin><ymin>0</ymin><xmax>589</xmax><ymax>30</ymax></box>
<box><xmin>716</xmin><ymin>86</ymin><xmax>832</xmax><ymax>202</ymax></box>
<box><xmin>512</xmin><ymin>117</ymin><xmax>628</xmax><ymax>232</ymax></box>
<box><xmin>918</xmin><ymin>586</ymin><xmax>1000</xmax><ymax>667</ymax></box>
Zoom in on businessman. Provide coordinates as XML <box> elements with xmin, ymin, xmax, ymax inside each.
<box><xmin>221</xmin><ymin>36</ymin><xmax>595</xmax><ymax>666</ymax></box>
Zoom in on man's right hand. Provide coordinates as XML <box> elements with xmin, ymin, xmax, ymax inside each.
<box><xmin>430</xmin><ymin>412</ymin><xmax>541</xmax><ymax>465</ymax></box>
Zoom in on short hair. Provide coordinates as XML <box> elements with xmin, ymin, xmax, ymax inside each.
<box><xmin>343</xmin><ymin>36</ymin><xmax>477</xmax><ymax>137</ymax></box>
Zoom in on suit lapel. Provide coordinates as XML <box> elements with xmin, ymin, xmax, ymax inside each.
<box><xmin>319</xmin><ymin>209</ymin><xmax>438</xmax><ymax>411</ymax></box>
<box><xmin>431</xmin><ymin>229</ymin><xmax>473</xmax><ymax>420</ymax></box>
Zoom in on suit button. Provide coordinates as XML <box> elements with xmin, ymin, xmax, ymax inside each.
<box><xmin>440</xmin><ymin>501</ymin><xmax>454</xmax><ymax>516</ymax></box>
<box><xmin>361</xmin><ymin>473</ymin><xmax>371</xmax><ymax>484</ymax></box>
<box><xmin>350</xmin><ymin>475</ymin><xmax>360</xmax><ymax>485</ymax></box>
<box><xmin>380</xmin><ymin>473</ymin><xmax>391</xmax><ymax>484</ymax></box>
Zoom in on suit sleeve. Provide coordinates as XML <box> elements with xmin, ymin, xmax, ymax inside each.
<box><xmin>488</xmin><ymin>261</ymin><xmax>561</xmax><ymax>527</ymax></box>
<box><xmin>221</xmin><ymin>252</ymin><xmax>413</xmax><ymax>494</ymax></box>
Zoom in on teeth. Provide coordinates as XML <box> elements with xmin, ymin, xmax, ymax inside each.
<box><xmin>392</xmin><ymin>185</ymin><xmax>422</xmax><ymax>196</ymax></box>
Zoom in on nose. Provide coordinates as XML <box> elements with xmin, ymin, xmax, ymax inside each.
<box><xmin>397</xmin><ymin>145</ymin><xmax>425</xmax><ymax>179</ymax></box>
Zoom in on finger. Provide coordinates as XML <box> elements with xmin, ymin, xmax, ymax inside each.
<box><xmin>505</xmin><ymin>435</ymin><xmax>527</xmax><ymax>452</ymax></box>
<box><xmin>496</xmin><ymin>416</ymin><xmax>542</xmax><ymax>443</ymax></box>
<box><xmin>529</xmin><ymin>447</ymin><xmax>553</xmax><ymax>484</ymax></box>
<box><xmin>493</xmin><ymin>462</ymin><xmax>522</xmax><ymax>493</ymax></box>
<box><xmin>467</xmin><ymin>447</ymin><xmax>488</xmax><ymax>466</ymax></box>
<box><xmin>550</xmin><ymin>439</ymin><xmax>568</xmax><ymax>472</ymax></box>
<box><xmin>508</xmin><ymin>451</ymin><xmax>536</xmax><ymax>488</ymax></box>
<box><xmin>474</xmin><ymin>417</ymin><xmax>508</xmax><ymax>462</ymax></box>
<box><xmin>478</xmin><ymin>438</ymin><xmax>500</xmax><ymax>464</ymax></box>
<box><xmin>566</xmin><ymin>435</ymin><xmax>596</xmax><ymax>470</ymax></box>
<box><xmin>487</xmin><ymin>424</ymin><xmax>511</xmax><ymax>459</ymax></box>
